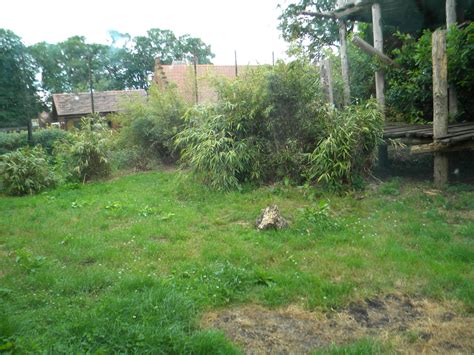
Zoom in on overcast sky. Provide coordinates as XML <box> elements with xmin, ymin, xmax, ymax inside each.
<box><xmin>1</xmin><ymin>0</ymin><xmax>291</xmax><ymax>65</ymax></box>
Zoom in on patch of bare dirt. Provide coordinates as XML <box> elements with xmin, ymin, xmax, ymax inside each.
<box><xmin>201</xmin><ymin>293</ymin><xmax>474</xmax><ymax>354</ymax></box>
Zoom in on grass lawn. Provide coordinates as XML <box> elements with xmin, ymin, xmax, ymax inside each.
<box><xmin>0</xmin><ymin>170</ymin><xmax>473</xmax><ymax>353</ymax></box>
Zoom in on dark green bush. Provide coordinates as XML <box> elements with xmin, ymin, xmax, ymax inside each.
<box><xmin>33</xmin><ymin>128</ymin><xmax>70</xmax><ymax>153</ymax></box>
<box><xmin>177</xmin><ymin>61</ymin><xmax>382</xmax><ymax>190</ymax></box>
<box><xmin>0</xmin><ymin>131</ymin><xmax>24</xmax><ymax>155</ymax></box>
<box><xmin>306</xmin><ymin>101</ymin><xmax>384</xmax><ymax>189</ymax></box>
<box><xmin>176</xmin><ymin>104</ymin><xmax>264</xmax><ymax>190</ymax></box>
<box><xmin>0</xmin><ymin>128</ymin><xmax>69</xmax><ymax>155</ymax></box>
<box><xmin>0</xmin><ymin>146</ymin><xmax>56</xmax><ymax>195</ymax></box>
<box><xmin>114</xmin><ymin>85</ymin><xmax>187</xmax><ymax>167</ymax></box>
<box><xmin>55</xmin><ymin>117</ymin><xmax>112</xmax><ymax>182</ymax></box>
<box><xmin>387</xmin><ymin>24</ymin><xmax>474</xmax><ymax>122</ymax></box>
<box><xmin>176</xmin><ymin>60</ymin><xmax>324</xmax><ymax>190</ymax></box>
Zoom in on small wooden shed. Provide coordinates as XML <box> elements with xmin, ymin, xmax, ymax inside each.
<box><xmin>52</xmin><ymin>90</ymin><xmax>147</xmax><ymax>130</ymax></box>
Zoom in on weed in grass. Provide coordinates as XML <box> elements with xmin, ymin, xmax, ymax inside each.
<box><xmin>378</xmin><ymin>178</ymin><xmax>401</xmax><ymax>196</ymax></box>
<box><xmin>137</xmin><ymin>205</ymin><xmax>156</xmax><ymax>217</ymax></box>
<box><xmin>297</xmin><ymin>200</ymin><xmax>341</xmax><ymax>235</ymax></box>
<box><xmin>14</xmin><ymin>249</ymin><xmax>47</xmax><ymax>273</ymax></box>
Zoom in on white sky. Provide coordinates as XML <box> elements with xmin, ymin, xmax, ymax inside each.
<box><xmin>1</xmin><ymin>0</ymin><xmax>291</xmax><ymax>65</ymax></box>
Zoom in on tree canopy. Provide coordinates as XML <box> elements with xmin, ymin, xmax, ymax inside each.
<box><xmin>30</xmin><ymin>28</ymin><xmax>215</xmax><ymax>96</ymax></box>
<box><xmin>278</xmin><ymin>0</ymin><xmax>339</xmax><ymax>59</ymax></box>
<box><xmin>0</xmin><ymin>29</ymin><xmax>41</xmax><ymax>128</ymax></box>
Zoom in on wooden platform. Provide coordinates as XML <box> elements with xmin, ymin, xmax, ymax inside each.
<box><xmin>384</xmin><ymin>122</ymin><xmax>474</xmax><ymax>144</ymax></box>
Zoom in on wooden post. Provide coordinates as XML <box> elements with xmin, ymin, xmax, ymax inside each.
<box><xmin>320</xmin><ymin>59</ymin><xmax>334</xmax><ymax>107</ymax></box>
<box><xmin>432</xmin><ymin>29</ymin><xmax>449</xmax><ymax>187</ymax></box>
<box><xmin>193</xmin><ymin>54</ymin><xmax>198</xmax><ymax>104</ymax></box>
<box><xmin>234</xmin><ymin>50</ymin><xmax>238</xmax><ymax>77</ymax></box>
<box><xmin>372</xmin><ymin>3</ymin><xmax>385</xmax><ymax>110</ymax></box>
<box><xmin>446</xmin><ymin>0</ymin><xmax>458</xmax><ymax>117</ymax></box>
<box><xmin>339</xmin><ymin>20</ymin><xmax>351</xmax><ymax>106</ymax></box>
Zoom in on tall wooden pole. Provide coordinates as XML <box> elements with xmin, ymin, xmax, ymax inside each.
<box><xmin>339</xmin><ymin>20</ymin><xmax>351</xmax><ymax>106</ymax></box>
<box><xmin>446</xmin><ymin>0</ymin><xmax>458</xmax><ymax>117</ymax></box>
<box><xmin>320</xmin><ymin>59</ymin><xmax>334</xmax><ymax>107</ymax></box>
<box><xmin>88</xmin><ymin>55</ymin><xmax>95</xmax><ymax>114</ymax></box>
<box><xmin>432</xmin><ymin>30</ymin><xmax>449</xmax><ymax>186</ymax></box>
<box><xmin>193</xmin><ymin>54</ymin><xmax>198</xmax><ymax>104</ymax></box>
<box><xmin>234</xmin><ymin>50</ymin><xmax>238</xmax><ymax>77</ymax></box>
<box><xmin>372</xmin><ymin>3</ymin><xmax>385</xmax><ymax>111</ymax></box>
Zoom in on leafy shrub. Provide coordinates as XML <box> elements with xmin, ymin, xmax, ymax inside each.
<box><xmin>55</xmin><ymin>117</ymin><xmax>112</xmax><ymax>182</ymax></box>
<box><xmin>0</xmin><ymin>131</ymin><xmax>24</xmax><ymax>155</ymax></box>
<box><xmin>114</xmin><ymin>85</ymin><xmax>187</xmax><ymax>167</ymax></box>
<box><xmin>176</xmin><ymin>104</ymin><xmax>263</xmax><ymax>190</ymax></box>
<box><xmin>306</xmin><ymin>101</ymin><xmax>384</xmax><ymax>189</ymax></box>
<box><xmin>176</xmin><ymin>60</ymin><xmax>324</xmax><ymax>190</ymax></box>
<box><xmin>0</xmin><ymin>146</ymin><xmax>56</xmax><ymax>195</ymax></box>
<box><xmin>33</xmin><ymin>128</ymin><xmax>70</xmax><ymax>153</ymax></box>
<box><xmin>297</xmin><ymin>200</ymin><xmax>341</xmax><ymax>233</ymax></box>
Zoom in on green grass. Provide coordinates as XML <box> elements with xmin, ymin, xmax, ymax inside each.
<box><xmin>0</xmin><ymin>171</ymin><xmax>473</xmax><ymax>352</ymax></box>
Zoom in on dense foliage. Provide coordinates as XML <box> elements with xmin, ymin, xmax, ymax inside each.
<box><xmin>176</xmin><ymin>61</ymin><xmax>383</xmax><ymax>190</ymax></box>
<box><xmin>0</xmin><ymin>128</ymin><xmax>69</xmax><ymax>155</ymax></box>
<box><xmin>55</xmin><ymin>117</ymin><xmax>112</xmax><ymax>182</ymax></box>
<box><xmin>113</xmin><ymin>85</ymin><xmax>188</xmax><ymax>169</ymax></box>
<box><xmin>387</xmin><ymin>24</ymin><xmax>474</xmax><ymax>122</ymax></box>
<box><xmin>0</xmin><ymin>29</ymin><xmax>41</xmax><ymax>128</ymax></box>
<box><xmin>0</xmin><ymin>146</ymin><xmax>56</xmax><ymax>195</ymax></box>
<box><xmin>307</xmin><ymin>101</ymin><xmax>384</xmax><ymax>189</ymax></box>
<box><xmin>278</xmin><ymin>0</ymin><xmax>339</xmax><ymax>58</ymax></box>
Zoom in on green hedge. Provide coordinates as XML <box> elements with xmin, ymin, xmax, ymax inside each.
<box><xmin>0</xmin><ymin>128</ymin><xmax>69</xmax><ymax>155</ymax></box>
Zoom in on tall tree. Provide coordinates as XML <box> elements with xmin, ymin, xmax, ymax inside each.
<box><xmin>30</xmin><ymin>28</ymin><xmax>215</xmax><ymax>94</ymax></box>
<box><xmin>0</xmin><ymin>29</ymin><xmax>41</xmax><ymax>128</ymax></box>
<box><xmin>122</xmin><ymin>29</ymin><xmax>215</xmax><ymax>89</ymax></box>
<box><xmin>279</xmin><ymin>0</ymin><xmax>339</xmax><ymax>59</ymax></box>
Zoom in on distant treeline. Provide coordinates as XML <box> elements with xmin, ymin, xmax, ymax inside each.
<box><xmin>0</xmin><ymin>28</ymin><xmax>214</xmax><ymax>127</ymax></box>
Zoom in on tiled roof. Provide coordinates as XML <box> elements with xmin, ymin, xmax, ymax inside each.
<box><xmin>52</xmin><ymin>90</ymin><xmax>147</xmax><ymax>116</ymax></box>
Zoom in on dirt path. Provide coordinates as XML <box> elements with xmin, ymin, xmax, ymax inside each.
<box><xmin>202</xmin><ymin>293</ymin><xmax>474</xmax><ymax>354</ymax></box>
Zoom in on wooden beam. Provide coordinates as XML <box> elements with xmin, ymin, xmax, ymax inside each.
<box><xmin>352</xmin><ymin>36</ymin><xmax>400</xmax><ymax>68</ymax></box>
<box><xmin>339</xmin><ymin>20</ymin><xmax>351</xmax><ymax>106</ymax></box>
<box><xmin>372</xmin><ymin>3</ymin><xmax>385</xmax><ymax>110</ymax></box>
<box><xmin>410</xmin><ymin>140</ymin><xmax>474</xmax><ymax>154</ymax></box>
<box><xmin>300</xmin><ymin>11</ymin><xmax>336</xmax><ymax>19</ymax></box>
<box><xmin>333</xmin><ymin>4</ymin><xmax>371</xmax><ymax>19</ymax></box>
<box><xmin>432</xmin><ymin>29</ymin><xmax>449</xmax><ymax>187</ymax></box>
